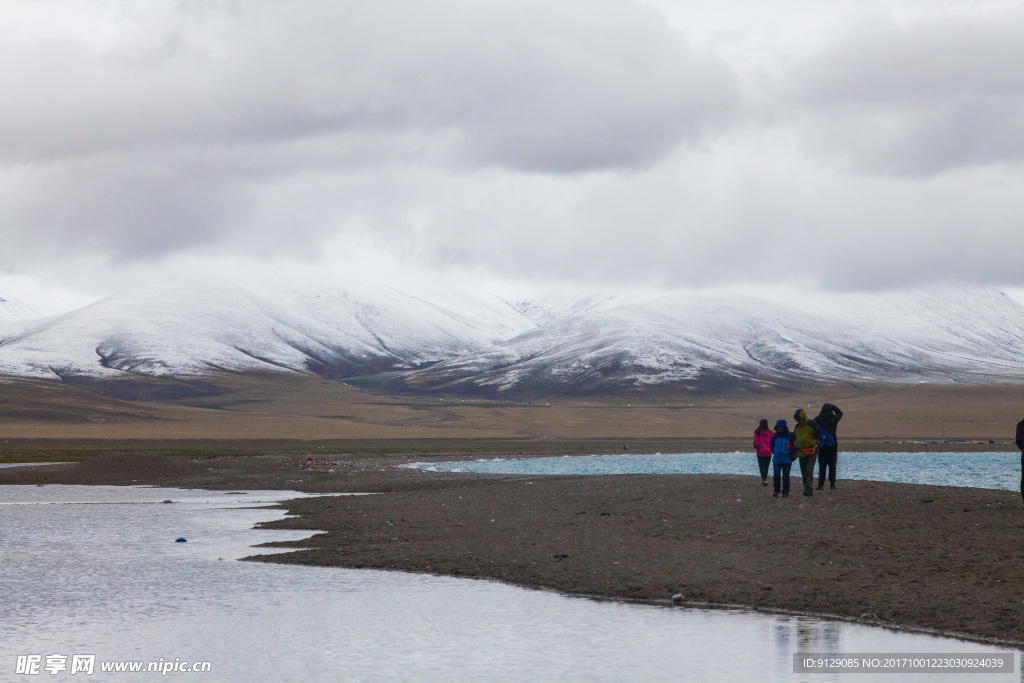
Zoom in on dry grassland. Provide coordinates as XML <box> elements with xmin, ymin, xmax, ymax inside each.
<box><xmin>0</xmin><ymin>373</ymin><xmax>1020</xmax><ymax>455</ymax></box>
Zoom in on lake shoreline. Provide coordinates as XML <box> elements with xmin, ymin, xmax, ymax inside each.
<box><xmin>3</xmin><ymin>451</ymin><xmax>1023</xmax><ymax>646</ymax></box>
<box><xmin>402</xmin><ymin>450</ymin><xmax>1023</xmax><ymax>492</ymax></box>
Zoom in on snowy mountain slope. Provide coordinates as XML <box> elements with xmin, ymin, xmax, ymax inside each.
<box><xmin>1</xmin><ymin>280</ymin><xmax>1024</xmax><ymax>394</ymax></box>
<box><xmin>0</xmin><ymin>280</ymin><xmax>534</xmax><ymax>380</ymax></box>
<box><xmin>262</xmin><ymin>281</ymin><xmax>535</xmax><ymax>363</ymax></box>
<box><xmin>396</xmin><ymin>289</ymin><xmax>1024</xmax><ymax>395</ymax></box>
<box><xmin>488</xmin><ymin>286</ymin><xmax>644</xmax><ymax>326</ymax></box>
<box><xmin>0</xmin><ymin>296</ymin><xmax>49</xmax><ymax>338</ymax></box>
<box><xmin>0</xmin><ymin>296</ymin><xmax>39</xmax><ymax>323</ymax></box>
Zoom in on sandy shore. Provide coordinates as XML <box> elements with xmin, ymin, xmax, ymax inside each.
<box><xmin>3</xmin><ymin>451</ymin><xmax>1023</xmax><ymax>645</ymax></box>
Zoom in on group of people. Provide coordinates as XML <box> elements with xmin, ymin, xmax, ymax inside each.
<box><xmin>753</xmin><ymin>403</ymin><xmax>843</xmax><ymax>497</ymax></box>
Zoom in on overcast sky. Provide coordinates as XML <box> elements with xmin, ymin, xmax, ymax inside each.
<box><xmin>0</xmin><ymin>0</ymin><xmax>1021</xmax><ymax>308</ymax></box>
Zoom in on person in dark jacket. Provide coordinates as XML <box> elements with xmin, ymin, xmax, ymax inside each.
<box><xmin>815</xmin><ymin>403</ymin><xmax>844</xmax><ymax>490</ymax></box>
<box><xmin>1016</xmin><ymin>418</ymin><xmax>1024</xmax><ymax>504</ymax></box>
<box><xmin>770</xmin><ymin>419</ymin><xmax>796</xmax><ymax>498</ymax></box>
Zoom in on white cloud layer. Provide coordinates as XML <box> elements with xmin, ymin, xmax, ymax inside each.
<box><xmin>0</xmin><ymin>0</ymin><xmax>1020</xmax><ymax>297</ymax></box>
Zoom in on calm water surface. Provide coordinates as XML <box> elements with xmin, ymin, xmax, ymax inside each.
<box><xmin>0</xmin><ymin>485</ymin><xmax>1018</xmax><ymax>682</ymax></box>
<box><xmin>403</xmin><ymin>452</ymin><xmax>1022</xmax><ymax>490</ymax></box>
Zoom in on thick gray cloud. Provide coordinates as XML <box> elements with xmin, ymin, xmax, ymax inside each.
<box><xmin>363</xmin><ymin>153</ymin><xmax>1023</xmax><ymax>292</ymax></box>
<box><xmin>0</xmin><ymin>0</ymin><xmax>737</xmax><ymax>264</ymax></box>
<box><xmin>781</xmin><ymin>6</ymin><xmax>1024</xmax><ymax>175</ymax></box>
<box><xmin>0</xmin><ymin>0</ymin><xmax>1021</xmax><ymax>295</ymax></box>
<box><xmin>0</xmin><ymin>1</ymin><xmax>736</xmax><ymax>165</ymax></box>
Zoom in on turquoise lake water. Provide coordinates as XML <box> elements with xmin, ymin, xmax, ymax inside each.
<box><xmin>402</xmin><ymin>452</ymin><xmax>1022</xmax><ymax>491</ymax></box>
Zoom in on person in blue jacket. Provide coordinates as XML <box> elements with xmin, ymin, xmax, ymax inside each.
<box><xmin>770</xmin><ymin>419</ymin><xmax>796</xmax><ymax>498</ymax></box>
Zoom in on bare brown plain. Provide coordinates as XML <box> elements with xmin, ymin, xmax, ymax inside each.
<box><xmin>0</xmin><ymin>373</ymin><xmax>1021</xmax><ymax>450</ymax></box>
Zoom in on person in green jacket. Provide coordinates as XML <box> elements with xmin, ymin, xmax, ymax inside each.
<box><xmin>793</xmin><ymin>408</ymin><xmax>821</xmax><ymax>497</ymax></box>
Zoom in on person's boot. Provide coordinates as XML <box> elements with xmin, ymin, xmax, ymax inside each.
<box><xmin>830</xmin><ymin>483</ymin><xmax>836</xmax><ymax>490</ymax></box>
<box><xmin>816</xmin><ymin>484</ymin><xmax>823</xmax><ymax>491</ymax></box>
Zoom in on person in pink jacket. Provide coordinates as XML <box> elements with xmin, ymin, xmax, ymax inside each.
<box><xmin>753</xmin><ymin>418</ymin><xmax>773</xmax><ymax>486</ymax></box>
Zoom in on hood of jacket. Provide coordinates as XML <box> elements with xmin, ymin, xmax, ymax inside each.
<box><xmin>793</xmin><ymin>410</ymin><xmax>819</xmax><ymax>450</ymax></box>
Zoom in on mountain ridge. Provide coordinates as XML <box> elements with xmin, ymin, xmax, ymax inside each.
<box><xmin>2</xmin><ymin>280</ymin><xmax>1023</xmax><ymax>396</ymax></box>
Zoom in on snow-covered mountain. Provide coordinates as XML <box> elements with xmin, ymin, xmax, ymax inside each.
<box><xmin>396</xmin><ymin>289</ymin><xmax>1024</xmax><ymax>395</ymax></box>
<box><xmin>0</xmin><ymin>280</ymin><xmax>533</xmax><ymax>381</ymax></box>
<box><xmin>1</xmin><ymin>280</ymin><xmax>1023</xmax><ymax>395</ymax></box>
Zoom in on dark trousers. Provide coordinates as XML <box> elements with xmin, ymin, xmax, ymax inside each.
<box><xmin>757</xmin><ymin>456</ymin><xmax>771</xmax><ymax>481</ymax></box>
<box><xmin>773</xmin><ymin>462</ymin><xmax>792</xmax><ymax>494</ymax></box>
<box><xmin>818</xmin><ymin>445</ymin><xmax>838</xmax><ymax>485</ymax></box>
<box><xmin>1020</xmin><ymin>453</ymin><xmax>1023</xmax><ymax>504</ymax></box>
<box><xmin>799</xmin><ymin>452</ymin><xmax>818</xmax><ymax>495</ymax></box>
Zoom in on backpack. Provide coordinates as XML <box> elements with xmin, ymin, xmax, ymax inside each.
<box><xmin>819</xmin><ymin>429</ymin><xmax>836</xmax><ymax>448</ymax></box>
